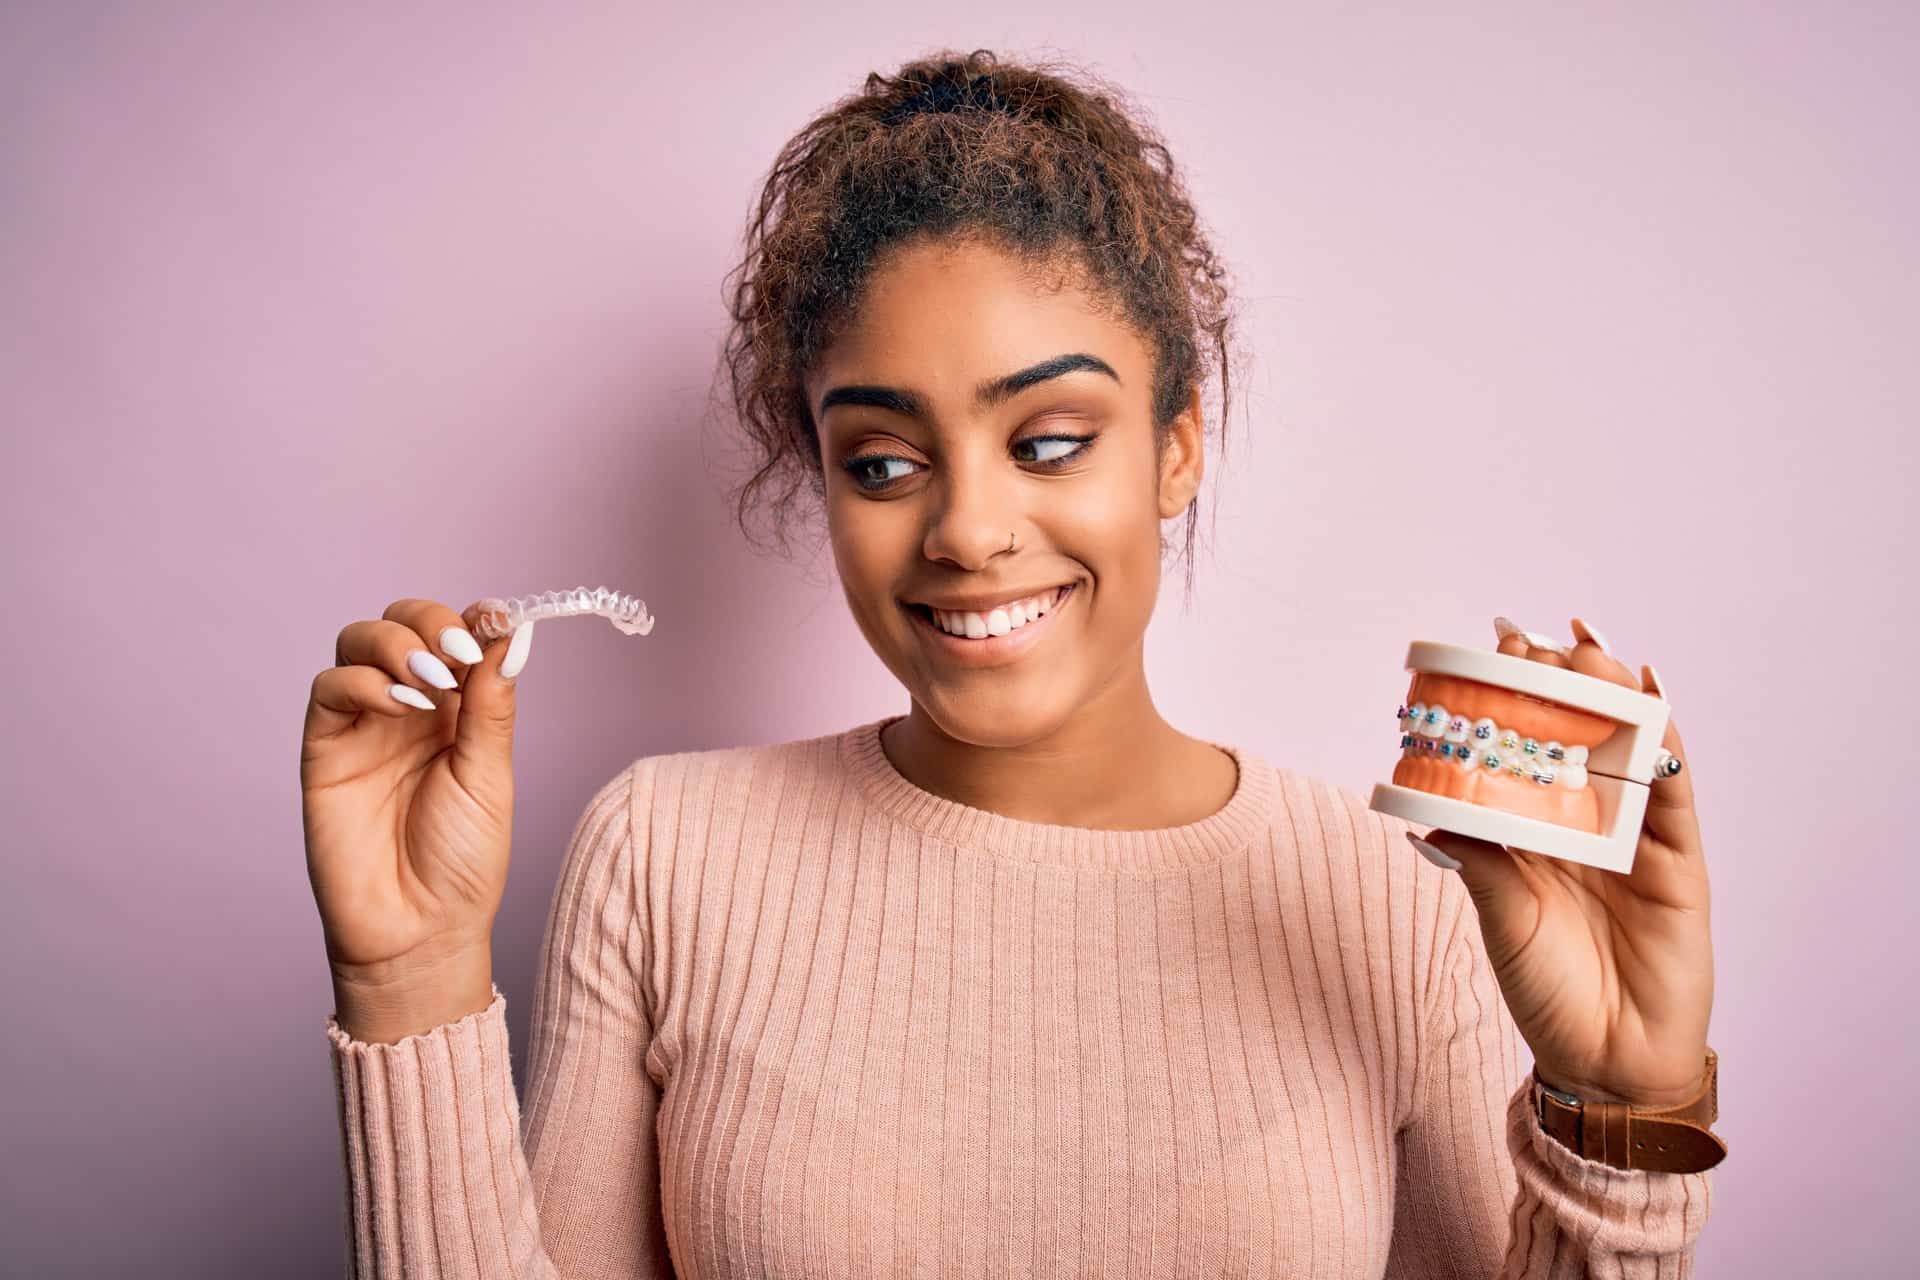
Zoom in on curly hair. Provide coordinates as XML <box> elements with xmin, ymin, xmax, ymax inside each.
<box><xmin>711</xmin><ymin>47</ymin><xmax>1243</xmax><ymax>600</ymax></box>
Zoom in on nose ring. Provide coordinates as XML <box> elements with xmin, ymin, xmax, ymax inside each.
<box><xmin>1008</xmin><ymin>531</ymin><xmax>1016</xmax><ymax>552</ymax></box>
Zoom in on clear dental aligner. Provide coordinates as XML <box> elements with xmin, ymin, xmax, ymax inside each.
<box><xmin>469</xmin><ymin>586</ymin><xmax>656</xmax><ymax>645</ymax></box>
<box><xmin>1395</xmin><ymin>702</ymin><xmax>1589</xmax><ymax>789</ymax></box>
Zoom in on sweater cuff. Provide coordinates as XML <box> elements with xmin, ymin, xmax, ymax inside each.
<box><xmin>1504</xmin><ymin>1079</ymin><xmax>1714</xmax><ymax>1257</ymax></box>
<box><xmin>326</xmin><ymin>983</ymin><xmax>508</xmax><ymax>1055</ymax></box>
<box><xmin>327</xmin><ymin>985</ymin><xmax>536</xmax><ymax>1274</ymax></box>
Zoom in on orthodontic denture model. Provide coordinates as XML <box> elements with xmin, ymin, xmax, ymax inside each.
<box><xmin>467</xmin><ymin>586</ymin><xmax>655</xmax><ymax>645</ymax></box>
<box><xmin>1369</xmin><ymin>641</ymin><xmax>1672</xmax><ymax>873</ymax></box>
<box><xmin>1391</xmin><ymin>668</ymin><xmax>1616</xmax><ymax>833</ymax></box>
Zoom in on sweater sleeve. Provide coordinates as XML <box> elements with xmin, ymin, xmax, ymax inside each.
<box><xmin>325</xmin><ymin>762</ymin><xmax>677</xmax><ymax>1278</ymax></box>
<box><xmin>1388</xmin><ymin>891</ymin><xmax>1715</xmax><ymax>1278</ymax></box>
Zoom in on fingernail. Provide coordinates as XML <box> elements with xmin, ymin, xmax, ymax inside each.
<box><xmin>1404</xmin><ymin>830</ymin><xmax>1462</xmax><ymax>870</ymax></box>
<box><xmin>1519</xmin><ymin>629</ymin><xmax>1570</xmax><ymax>655</ymax></box>
<box><xmin>390</xmin><ymin>683</ymin><xmax>436</xmax><ymax>711</ymax></box>
<box><xmin>407</xmin><ymin>649</ymin><xmax>459</xmax><ymax>690</ymax></box>
<box><xmin>439</xmin><ymin>626</ymin><xmax>484</xmax><ymax>665</ymax></box>
<box><xmin>1497</xmin><ymin>615</ymin><xmax>1569</xmax><ymax>654</ymax></box>
<box><xmin>500</xmin><ymin>621</ymin><xmax>536</xmax><ymax>680</ymax></box>
<box><xmin>1642</xmin><ymin>663</ymin><xmax>1667</xmax><ymax>700</ymax></box>
<box><xmin>1569</xmin><ymin>618</ymin><xmax>1612</xmax><ymax>655</ymax></box>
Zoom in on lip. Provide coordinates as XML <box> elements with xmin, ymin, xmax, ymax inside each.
<box><xmin>909</xmin><ymin>581</ymin><xmax>1075</xmax><ymax>613</ymax></box>
<box><xmin>904</xmin><ymin>582</ymin><xmax>1077</xmax><ymax>668</ymax></box>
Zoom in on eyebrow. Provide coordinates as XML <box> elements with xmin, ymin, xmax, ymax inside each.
<box><xmin>817</xmin><ymin>351</ymin><xmax>1120</xmax><ymax>421</ymax></box>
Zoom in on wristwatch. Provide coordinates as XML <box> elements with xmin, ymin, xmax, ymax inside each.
<box><xmin>1531</xmin><ymin>1048</ymin><xmax>1726</xmax><ymax>1173</ymax></box>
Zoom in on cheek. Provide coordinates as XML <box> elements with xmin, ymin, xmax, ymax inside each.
<box><xmin>1049</xmin><ymin>474</ymin><xmax>1162</xmax><ymax>572</ymax></box>
<box><xmin>828</xmin><ymin>497</ymin><xmax>913</xmax><ymax>613</ymax></box>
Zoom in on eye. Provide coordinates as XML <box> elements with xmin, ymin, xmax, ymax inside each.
<box><xmin>840</xmin><ymin>453</ymin><xmax>920</xmax><ymax>492</ymax></box>
<box><xmin>1013</xmin><ymin>433</ymin><xmax>1097</xmax><ymax>469</ymax></box>
<box><xmin>837</xmin><ymin>431</ymin><xmax>1099</xmax><ymax>495</ymax></box>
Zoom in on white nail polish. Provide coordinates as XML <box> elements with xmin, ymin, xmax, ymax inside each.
<box><xmin>501</xmin><ymin>621</ymin><xmax>535</xmax><ymax>680</ymax></box>
<box><xmin>1494</xmin><ymin>616</ymin><xmax>1521</xmax><ymax>639</ymax></box>
<box><xmin>439</xmin><ymin>626</ymin><xmax>484</xmax><ymax>665</ymax></box>
<box><xmin>1404</xmin><ymin>831</ymin><xmax>1462</xmax><ymax>870</ymax></box>
<box><xmin>408</xmin><ymin>649</ymin><xmax>458</xmax><ymax>690</ymax></box>
<box><xmin>1644</xmin><ymin>663</ymin><xmax>1667</xmax><ymax>700</ymax></box>
<box><xmin>1519</xmin><ymin>629</ymin><xmax>1570</xmax><ymax>655</ymax></box>
<box><xmin>1578</xmin><ymin>622</ymin><xmax>1613</xmax><ymax>655</ymax></box>
<box><xmin>390</xmin><ymin>683</ymin><xmax>436</xmax><ymax>711</ymax></box>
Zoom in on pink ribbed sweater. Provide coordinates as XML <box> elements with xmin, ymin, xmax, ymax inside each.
<box><xmin>327</xmin><ymin>714</ymin><xmax>1713</xmax><ymax>1277</ymax></box>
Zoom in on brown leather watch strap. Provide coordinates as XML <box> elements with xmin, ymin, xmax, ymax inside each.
<box><xmin>1532</xmin><ymin>1048</ymin><xmax>1726</xmax><ymax>1173</ymax></box>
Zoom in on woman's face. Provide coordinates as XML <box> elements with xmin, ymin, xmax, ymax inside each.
<box><xmin>806</xmin><ymin>236</ymin><xmax>1204</xmax><ymax>746</ymax></box>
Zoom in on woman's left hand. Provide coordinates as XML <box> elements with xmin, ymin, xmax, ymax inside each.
<box><xmin>1413</xmin><ymin>616</ymin><xmax>1713</xmax><ymax>1108</ymax></box>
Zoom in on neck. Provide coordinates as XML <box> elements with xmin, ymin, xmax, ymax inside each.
<box><xmin>881</xmin><ymin>663</ymin><xmax>1234</xmax><ymax>831</ymax></box>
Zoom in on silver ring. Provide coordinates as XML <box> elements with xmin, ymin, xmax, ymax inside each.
<box><xmin>1653</xmin><ymin>748</ymin><xmax>1683</xmax><ymax>779</ymax></box>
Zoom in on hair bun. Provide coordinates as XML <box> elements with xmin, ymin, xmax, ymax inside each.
<box><xmin>881</xmin><ymin>74</ymin><xmax>1015</xmax><ymax>125</ymax></box>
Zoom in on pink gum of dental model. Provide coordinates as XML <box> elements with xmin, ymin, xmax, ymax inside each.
<box><xmin>1370</xmin><ymin>641</ymin><xmax>1672</xmax><ymax>874</ymax></box>
<box><xmin>1392</xmin><ymin>672</ymin><xmax>1614</xmax><ymax>832</ymax></box>
<box><xmin>466</xmin><ymin>586</ymin><xmax>655</xmax><ymax>645</ymax></box>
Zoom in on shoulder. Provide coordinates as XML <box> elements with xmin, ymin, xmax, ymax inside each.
<box><xmin>1263</xmin><ymin>764</ymin><xmax>1424</xmax><ymax>872</ymax></box>
<box><xmin>1261</xmin><ymin>763</ymin><xmax>1474</xmax><ymax>966</ymax></box>
<box><xmin>553</xmin><ymin>724</ymin><xmax>852</xmax><ymax>903</ymax></box>
<box><xmin>585</xmin><ymin>723</ymin><xmax>856</xmax><ymax>843</ymax></box>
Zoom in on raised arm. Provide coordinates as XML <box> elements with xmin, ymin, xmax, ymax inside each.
<box><xmin>327</xmin><ymin>763</ymin><xmax>677</xmax><ymax>1277</ymax></box>
<box><xmin>1387</xmin><ymin>892</ymin><xmax>1712</xmax><ymax>1277</ymax></box>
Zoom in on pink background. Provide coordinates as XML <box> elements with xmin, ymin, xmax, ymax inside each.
<box><xmin>4</xmin><ymin>3</ymin><xmax>1911</xmax><ymax>1274</ymax></box>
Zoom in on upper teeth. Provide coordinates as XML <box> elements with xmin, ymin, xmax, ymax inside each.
<box><xmin>1396</xmin><ymin>702</ymin><xmax>1589</xmax><ymax>788</ymax></box>
<box><xmin>932</xmin><ymin>587</ymin><xmax>1063</xmax><ymax>638</ymax></box>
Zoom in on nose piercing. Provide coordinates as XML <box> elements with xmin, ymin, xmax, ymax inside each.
<box><xmin>1008</xmin><ymin>531</ymin><xmax>1016</xmax><ymax>552</ymax></box>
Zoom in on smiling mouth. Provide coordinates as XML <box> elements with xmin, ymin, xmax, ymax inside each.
<box><xmin>906</xmin><ymin>583</ymin><xmax>1075</xmax><ymax>640</ymax></box>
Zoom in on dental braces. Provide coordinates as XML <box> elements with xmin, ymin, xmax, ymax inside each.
<box><xmin>1395</xmin><ymin>702</ymin><xmax>1590</xmax><ymax>789</ymax></box>
<box><xmin>469</xmin><ymin>586</ymin><xmax>656</xmax><ymax>645</ymax></box>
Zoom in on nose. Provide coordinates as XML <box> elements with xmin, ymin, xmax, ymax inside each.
<box><xmin>920</xmin><ymin>460</ymin><xmax>1021</xmax><ymax>570</ymax></box>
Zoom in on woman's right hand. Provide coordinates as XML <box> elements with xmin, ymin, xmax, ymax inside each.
<box><xmin>301</xmin><ymin>597</ymin><xmax>538</xmax><ymax>1040</ymax></box>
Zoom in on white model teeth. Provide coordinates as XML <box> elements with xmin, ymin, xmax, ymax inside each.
<box><xmin>1396</xmin><ymin>702</ymin><xmax>1596</xmax><ymax>791</ymax></box>
<box><xmin>933</xmin><ymin>586</ymin><xmax>1064</xmax><ymax>638</ymax></box>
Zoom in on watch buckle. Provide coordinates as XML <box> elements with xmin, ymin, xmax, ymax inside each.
<box><xmin>1538</xmin><ymin>1081</ymin><xmax>1582</xmax><ymax>1108</ymax></box>
<box><xmin>1535</xmin><ymin>1077</ymin><xmax>1582</xmax><ymax>1135</ymax></box>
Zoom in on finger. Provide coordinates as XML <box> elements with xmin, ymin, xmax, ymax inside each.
<box><xmin>1563</xmin><ymin>616</ymin><xmax>1642</xmax><ymax>691</ymax></box>
<box><xmin>1640</xmin><ymin>668</ymin><xmax>1699</xmax><ymax>839</ymax></box>
<box><xmin>305</xmin><ymin>663</ymin><xmax>437</xmax><ymax>739</ymax></box>
<box><xmin>335</xmin><ymin>617</ymin><xmax>461</xmax><ymax>703</ymax></box>
<box><xmin>455</xmin><ymin>599</ymin><xmax>534</xmax><ymax>674</ymax></box>
<box><xmin>447</xmin><ymin>613</ymin><xmax>534</xmax><ymax>801</ymax></box>
<box><xmin>1494</xmin><ymin>616</ymin><xmax>1570</xmax><ymax>668</ymax></box>
<box><xmin>1612</xmin><ymin>719</ymin><xmax>1709</xmax><ymax>921</ymax></box>
<box><xmin>382</xmin><ymin>598</ymin><xmax>486</xmax><ymax>670</ymax></box>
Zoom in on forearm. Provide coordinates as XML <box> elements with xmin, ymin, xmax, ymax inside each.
<box><xmin>329</xmin><ymin>982</ymin><xmax>572</xmax><ymax>1278</ymax></box>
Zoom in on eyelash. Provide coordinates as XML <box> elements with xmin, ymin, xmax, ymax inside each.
<box><xmin>839</xmin><ymin>433</ymin><xmax>1098</xmax><ymax>493</ymax></box>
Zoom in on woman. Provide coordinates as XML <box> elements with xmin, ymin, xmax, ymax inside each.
<box><xmin>304</xmin><ymin>49</ymin><xmax>1719</xmax><ymax>1277</ymax></box>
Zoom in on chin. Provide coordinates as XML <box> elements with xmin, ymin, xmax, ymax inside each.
<box><xmin>907</xmin><ymin>687</ymin><xmax>1062</xmax><ymax>748</ymax></box>
<box><xmin>1391</xmin><ymin>673</ymin><xmax>1618</xmax><ymax>832</ymax></box>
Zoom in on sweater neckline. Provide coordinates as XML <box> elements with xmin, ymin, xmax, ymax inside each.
<box><xmin>839</xmin><ymin>713</ymin><xmax>1279</xmax><ymax>872</ymax></box>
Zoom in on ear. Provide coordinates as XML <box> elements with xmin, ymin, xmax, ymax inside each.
<box><xmin>1157</xmin><ymin>384</ymin><xmax>1205</xmax><ymax>519</ymax></box>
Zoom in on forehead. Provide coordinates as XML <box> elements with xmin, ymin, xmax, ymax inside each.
<box><xmin>807</xmin><ymin>239</ymin><xmax>1146</xmax><ymax>408</ymax></box>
